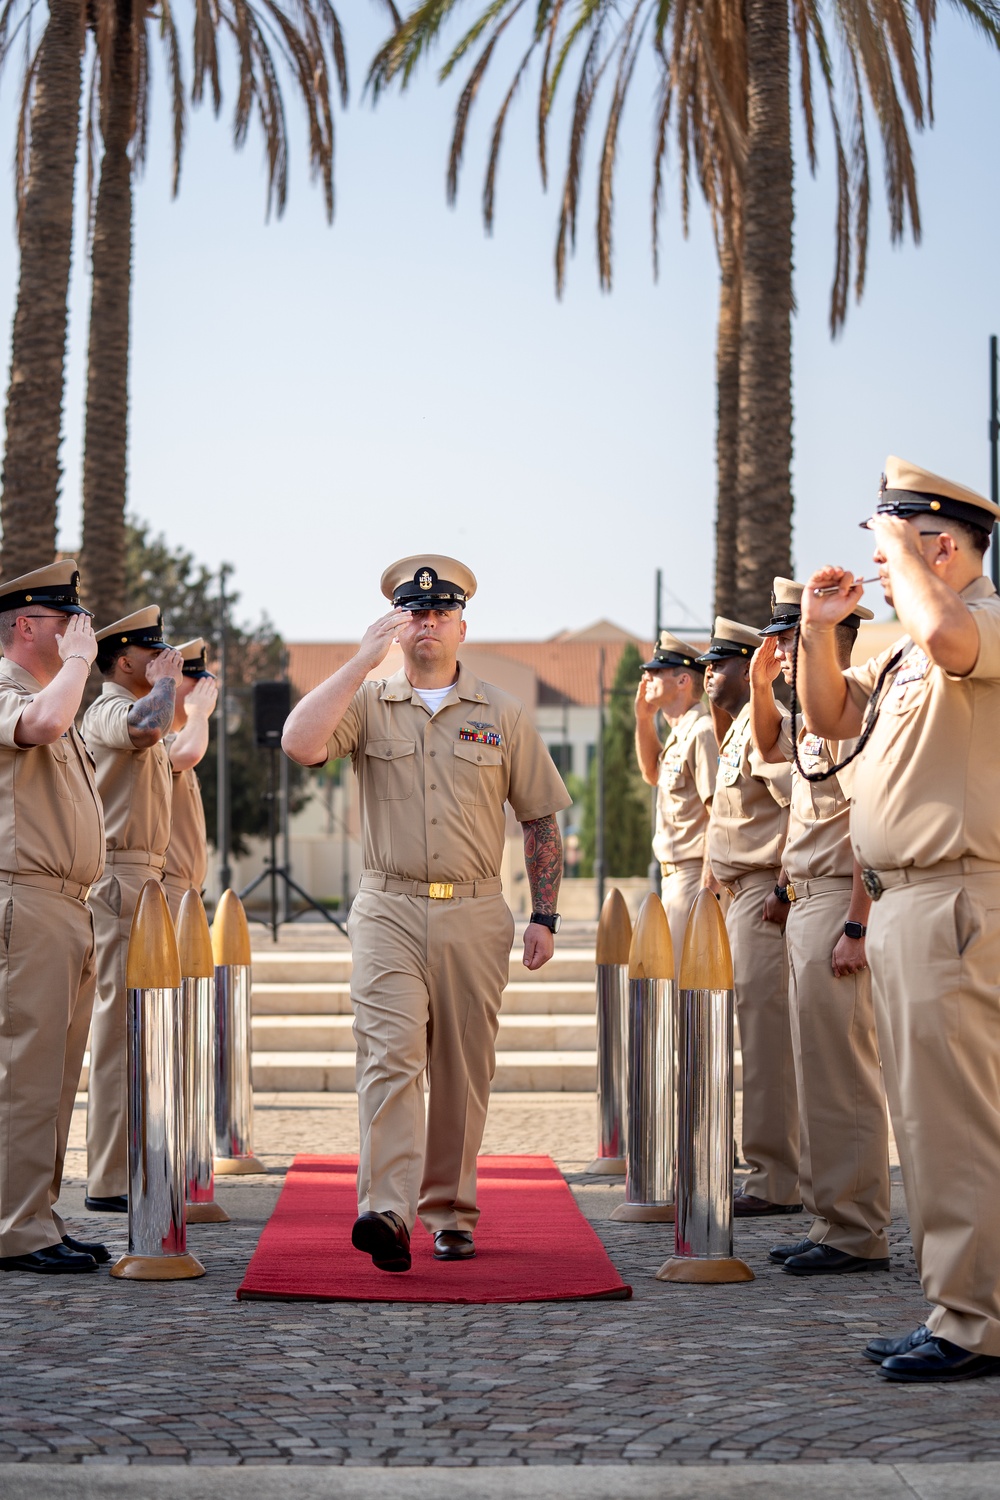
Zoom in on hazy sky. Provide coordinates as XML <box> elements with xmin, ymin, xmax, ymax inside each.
<box><xmin>1</xmin><ymin>5</ymin><xmax>999</xmax><ymax>642</ymax></box>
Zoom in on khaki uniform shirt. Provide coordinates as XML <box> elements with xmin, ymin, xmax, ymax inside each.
<box><xmin>777</xmin><ymin>719</ymin><xmax>856</xmax><ymax>883</ymax></box>
<box><xmin>708</xmin><ymin>702</ymin><xmax>792</xmax><ymax>884</ymax></box>
<box><xmin>82</xmin><ymin>682</ymin><xmax>172</xmax><ymax>857</ymax></box>
<box><xmin>845</xmin><ymin>576</ymin><xmax>1000</xmax><ymax>870</ymax></box>
<box><xmin>0</xmin><ymin>661</ymin><xmax>105</xmax><ymax>885</ymax></box>
<box><xmin>327</xmin><ymin>663</ymin><xmax>572</xmax><ymax>883</ymax></box>
<box><xmin>652</xmin><ymin>703</ymin><xmax>717</xmax><ymax>866</ymax></box>
<box><xmin>164</xmin><ymin>734</ymin><xmax>208</xmax><ymax>890</ymax></box>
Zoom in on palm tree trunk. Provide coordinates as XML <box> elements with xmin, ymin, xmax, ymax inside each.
<box><xmin>0</xmin><ymin>0</ymin><xmax>85</xmax><ymax>579</ymax></box>
<box><xmin>714</xmin><ymin>218</ymin><xmax>741</xmax><ymax>621</ymax></box>
<box><xmin>733</xmin><ymin>0</ymin><xmax>793</xmax><ymax>622</ymax></box>
<box><xmin>80</xmin><ymin>1</ymin><xmax>135</xmax><ymax>629</ymax></box>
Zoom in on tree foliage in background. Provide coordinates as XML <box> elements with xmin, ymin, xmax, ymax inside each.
<box><xmin>578</xmin><ymin>643</ymin><xmax>650</xmax><ymax>879</ymax></box>
<box><xmin>123</xmin><ymin>517</ymin><xmax>307</xmax><ymax>857</ymax></box>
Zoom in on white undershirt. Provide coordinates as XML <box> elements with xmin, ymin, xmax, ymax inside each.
<box><xmin>414</xmin><ymin>684</ymin><xmax>454</xmax><ymax>715</ymax></box>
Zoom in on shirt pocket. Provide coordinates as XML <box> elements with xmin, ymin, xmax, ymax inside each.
<box><xmin>453</xmin><ymin>741</ymin><xmax>503</xmax><ymax>806</ymax></box>
<box><xmin>364</xmin><ymin>739</ymin><xmax>417</xmax><ymax>800</ymax></box>
<box><xmin>49</xmin><ymin>734</ymin><xmax>83</xmax><ymax>802</ymax></box>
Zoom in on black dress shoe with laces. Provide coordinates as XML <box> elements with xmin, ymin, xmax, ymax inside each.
<box><xmin>879</xmin><ymin>1335</ymin><xmax>1000</xmax><ymax>1383</ymax></box>
<box><xmin>84</xmin><ymin>1194</ymin><xmax>128</xmax><ymax>1213</ymax></box>
<box><xmin>768</xmin><ymin>1237</ymin><xmax>815</xmax><ymax>1264</ymax></box>
<box><xmin>862</xmin><ymin>1324</ymin><xmax>932</xmax><ymax>1364</ymax></box>
<box><xmin>351</xmin><ymin>1210</ymin><xmax>411</xmax><ymax>1273</ymax></box>
<box><xmin>433</xmin><ymin>1230</ymin><xmax>475</xmax><ymax>1261</ymax></box>
<box><xmin>0</xmin><ymin>1243</ymin><xmax>98</xmax><ymax>1274</ymax></box>
<box><xmin>782</xmin><ymin>1243</ymin><xmax>889</xmax><ymax>1276</ymax></box>
<box><xmin>63</xmin><ymin>1233</ymin><xmax>111</xmax><ymax>1265</ymax></box>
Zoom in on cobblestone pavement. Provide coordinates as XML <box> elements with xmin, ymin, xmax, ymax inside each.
<box><xmin>2</xmin><ymin>1092</ymin><xmax>998</xmax><ymax>1472</ymax></box>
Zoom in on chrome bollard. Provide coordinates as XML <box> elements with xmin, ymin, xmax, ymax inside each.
<box><xmin>587</xmin><ymin>888</ymin><xmax>632</xmax><ymax>1175</ymax></box>
<box><xmin>212</xmin><ymin>889</ymin><xmax>264</xmax><ymax>1175</ymax></box>
<box><xmin>110</xmin><ymin>880</ymin><xmax>206</xmax><ymax>1281</ymax></box>
<box><xmin>177</xmin><ymin>890</ymin><xmax>230</xmax><ymax>1224</ymax></box>
<box><xmin>610</xmin><ymin>894</ymin><xmax>675</xmax><ymax>1223</ymax></box>
<box><xmin>657</xmin><ymin>889</ymin><xmax>753</xmax><ymax>1284</ymax></box>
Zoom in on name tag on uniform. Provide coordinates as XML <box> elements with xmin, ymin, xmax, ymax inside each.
<box><xmin>894</xmin><ymin>648</ymin><xmax>930</xmax><ymax>694</ymax></box>
<box><xmin>460</xmin><ymin>728</ymin><xmax>502</xmax><ymax>747</ymax></box>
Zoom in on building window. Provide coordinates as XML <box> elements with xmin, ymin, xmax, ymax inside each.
<box><xmin>548</xmin><ymin>743</ymin><xmax>573</xmax><ymax>775</ymax></box>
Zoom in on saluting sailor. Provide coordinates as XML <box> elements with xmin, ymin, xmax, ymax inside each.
<box><xmin>283</xmin><ymin>556</ymin><xmax>571</xmax><ymax>1272</ymax></box>
<box><xmin>163</xmin><ymin>639</ymin><xmax>217</xmax><ymax>919</ymax></box>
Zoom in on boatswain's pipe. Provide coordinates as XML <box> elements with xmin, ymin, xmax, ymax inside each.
<box><xmin>211</xmin><ymin>889</ymin><xmax>265</xmax><ymax>1174</ymax></box>
<box><xmin>110</xmin><ymin>880</ymin><xmax>206</xmax><ymax>1281</ymax></box>
<box><xmin>176</xmin><ymin>890</ymin><xmax>230</xmax><ymax>1223</ymax></box>
<box><xmin>656</xmin><ymin>889</ymin><xmax>753</xmax><ymax>1283</ymax></box>
<box><xmin>610</xmin><ymin>893</ymin><xmax>675</xmax><ymax>1223</ymax></box>
<box><xmin>587</xmin><ymin>888</ymin><xmax>632</xmax><ymax>1175</ymax></box>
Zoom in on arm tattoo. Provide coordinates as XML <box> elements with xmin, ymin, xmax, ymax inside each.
<box><xmin>128</xmin><ymin>679</ymin><xmax>176</xmax><ymax>737</ymax></box>
<box><xmin>522</xmin><ymin>814</ymin><xmax>563</xmax><ymax>915</ymax></box>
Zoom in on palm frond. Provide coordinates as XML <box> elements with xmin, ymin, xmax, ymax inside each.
<box><xmin>483</xmin><ymin>38</ymin><xmax>535</xmax><ymax>226</ymax></box>
<box><xmin>446</xmin><ymin>0</ymin><xmax>527</xmax><ymax>203</ymax></box>
<box><xmin>597</xmin><ymin>1</ymin><xmax>647</xmax><ymax>290</ymax></box>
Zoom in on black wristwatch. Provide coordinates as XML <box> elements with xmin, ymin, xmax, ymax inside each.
<box><xmin>530</xmin><ymin>912</ymin><xmax>561</xmax><ymax>933</ymax></box>
<box><xmin>843</xmin><ymin>920</ymin><xmax>867</xmax><ymax>939</ymax></box>
<box><xmin>774</xmin><ymin>884</ymin><xmax>791</xmax><ymax>905</ymax></box>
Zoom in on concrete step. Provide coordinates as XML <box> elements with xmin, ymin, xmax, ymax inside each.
<box><xmin>250</xmin><ymin>1050</ymin><xmax>598</xmax><ymax>1092</ymax></box>
<box><xmin>249</xmin><ymin>951</ymin><xmax>598</xmax><ymax>986</ymax></box>
<box><xmin>252</xmin><ymin>1013</ymin><xmax>597</xmax><ymax>1052</ymax></box>
<box><xmin>251</xmin><ymin>980</ymin><xmax>596</xmax><ymax>1017</ymax></box>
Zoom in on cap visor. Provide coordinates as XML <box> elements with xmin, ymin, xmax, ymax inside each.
<box><xmin>759</xmin><ymin>621</ymin><xmax>798</xmax><ymax>637</ymax></box>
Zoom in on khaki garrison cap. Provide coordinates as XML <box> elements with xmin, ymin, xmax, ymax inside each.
<box><xmin>95</xmin><ymin>606</ymin><xmax>168</xmax><ymax>652</ymax></box>
<box><xmin>641</xmin><ymin>630</ymin><xmax>706</xmax><ymax>674</ymax></box>
<box><xmin>863</xmin><ymin>455</ymin><xmax>1000</xmax><ymax>534</ymax></box>
<box><xmin>0</xmin><ymin>559</ymin><xmax>90</xmax><ymax>616</ymax></box>
<box><xmin>177</xmin><ymin>638</ymin><xmax>213</xmax><ymax>678</ymax></box>
<box><xmin>696</xmin><ymin>617</ymin><xmax>762</xmax><ymax>664</ymax></box>
<box><xmin>760</xmin><ymin>577</ymin><xmax>874</xmax><ymax>636</ymax></box>
<box><xmin>380</xmin><ymin>555</ymin><xmax>477</xmax><ymax>612</ymax></box>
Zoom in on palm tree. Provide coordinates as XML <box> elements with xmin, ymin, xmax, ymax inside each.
<box><xmin>80</xmin><ymin>0</ymin><xmax>352</xmax><ymax>628</ymax></box>
<box><xmin>0</xmin><ymin>0</ymin><xmax>86</xmax><ymax>580</ymax></box>
<box><xmin>369</xmin><ymin>0</ymin><xmax>1000</xmax><ymax>620</ymax></box>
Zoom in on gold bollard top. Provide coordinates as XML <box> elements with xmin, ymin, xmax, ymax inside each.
<box><xmin>126</xmin><ymin>879</ymin><xmax>181</xmax><ymax>989</ymax></box>
<box><xmin>679</xmin><ymin>887</ymin><xmax>734</xmax><ymax>990</ymax></box>
<box><xmin>628</xmin><ymin>893</ymin><xmax>674</xmax><ymax>980</ymax></box>
<box><xmin>596</xmin><ymin>887</ymin><xmax>632</xmax><ymax>965</ymax></box>
<box><xmin>176</xmin><ymin>889</ymin><xmax>215</xmax><ymax>979</ymax></box>
<box><xmin>212</xmin><ymin>888</ymin><xmax>252</xmax><ymax>966</ymax></box>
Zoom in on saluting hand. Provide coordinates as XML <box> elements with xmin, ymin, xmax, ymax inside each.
<box><xmin>634</xmin><ymin>679</ymin><xmax>655</xmax><ymax>720</ymax></box>
<box><xmin>185</xmin><ymin>677</ymin><xmax>218</xmax><ymax>719</ymax></box>
<box><xmin>357</xmin><ymin>609</ymin><xmax>412</xmax><ymax>671</ymax></box>
<box><xmin>749</xmin><ymin>636</ymin><xmax>782</xmax><ymax>690</ymax></box>
<box><xmin>800</xmin><ymin>567</ymin><xmax>865</xmax><ymax>630</ymax></box>
<box><xmin>55</xmin><ymin>613</ymin><xmax>98</xmax><ymax>667</ymax></box>
<box><xmin>145</xmin><ymin>647</ymin><xmax>185</xmax><ymax>686</ymax></box>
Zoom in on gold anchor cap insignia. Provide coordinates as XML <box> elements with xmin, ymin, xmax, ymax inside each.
<box><xmin>418</xmin><ymin>569</ymin><xmax>435</xmax><ymax>591</ymax></box>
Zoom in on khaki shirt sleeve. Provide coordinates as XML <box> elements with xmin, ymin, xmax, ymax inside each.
<box><xmin>506</xmin><ymin>710</ymin><xmax>573</xmax><ymax>823</ymax></box>
<box><xmin>325</xmin><ymin>684</ymin><xmax>367</xmax><ymax>763</ymax></box>
<box><xmin>0</xmin><ymin>685</ymin><xmax>28</xmax><ymax>749</ymax></box>
<box><xmin>83</xmin><ymin>693</ymin><xmax>135</xmax><ymax>751</ymax></box>
<box><xmin>775</xmin><ymin>718</ymin><xmax>795</xmax><ymax>763</ymax></box>
<box><xmin>954</xmin><ymin>601</ymin><xmax>1000</xmax><ymax>681</ymax></box>
<box><xmin>692</xmin><ymin>722</ymin><xmax>718</xmax><ymax>804</ymax></box>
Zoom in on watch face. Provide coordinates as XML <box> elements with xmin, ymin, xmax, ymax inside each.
<box><xmin>552</xmin><ymin>914</ymin><xmax>561</xmax><ymax>933</ymax></box>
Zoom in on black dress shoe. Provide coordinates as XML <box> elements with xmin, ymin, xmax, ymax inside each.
<box><xmin>433</xmin><ymin>1230</ymin><xmax>475</xmax><ymax>1261</ymax></box>
<box><xmin>862</xmin><ymin>1324</ymin><xmax>931</xmax><ymax>1365</ymax></box>
<box><xmin>879</xmin><ymin>1335</ymin><xmax>1000</xmax><ymax>1383</ymax></box>
<box><xmin>734</xmin><ymin>1188</ymin><xmax>803</xmax><ymax>1218</ymax></box>
<box><xmin>84</xmin><ymin>1194</ymin><xmax>128</xmax><ymax>1213</ymax></box>
<box><xmin>62</xmin><ymin>1234</ymin><xmax>111</xmax><ymax>1265</ymax></box>
<box><xmin>0</xmin><ymin>1243</ymin><xmax>98</xmax><ymax>1274</ymax></box>
<box><xmin>782</xmin><ymin>1243</ymin><xmax>889</xmax><ymax>1276</ymax></box>
<box><xmin>351</xmin><ymin>1210</ymin><xmax>411</xmax><ymax>1273</ymax></box>
<box><xmin>768</xmin><ymin>1237</ymin><xmax>816</xmax><ymax>1264</ymax></box>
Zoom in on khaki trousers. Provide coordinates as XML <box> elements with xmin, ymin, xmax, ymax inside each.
<box><xmin>868</xmin><ymin>871</ymin><xmax>1000</xmax><ymax>1355</ymax></box>
<box><xmin>348</xmin><ymin>888</ymin><xmax>514</xmax><ymax>1233</ymax></box>
<box><xmin>0</xmin><ymin>886</ymin><xmax>96</xmax><ymax>1256</ymax></box>
<box><xmin>726</xmin><ymin>871</ymin><xmax>799</xmax><ymax>1204</ymax></box>
<box><xmin>87</xmin><ymin>862</ymin><xmax>163</xmax><ymax>1198</ymax></box>
<box><xmin>163</xmin><ymin>877</ymin><xmax>192</xmax><ymax>923</ymax></box>
<box><xmin>785</xmin><ymin>886</ymin><xmax>890</xmax><ymax>1258</ymax></box>
<box><xmin>661</xmin><ymin>860</ymin><xmax>704</xmax><ymax>979</ymax></box>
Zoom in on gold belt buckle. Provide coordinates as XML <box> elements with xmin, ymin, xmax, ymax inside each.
<box><xmin>427</xmin><ymin>882</ymin><xmax>454</xmax><ymax>900</ymax></box>
<box><xmin>785</xmin><ymin>882</ymin><xmax>797</xmax><ymax>903</ymax></box>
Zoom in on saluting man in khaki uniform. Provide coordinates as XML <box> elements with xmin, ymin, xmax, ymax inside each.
<box><xmin>163</xmin><ymin>640</ymin><xmax>217</xmax><ymax>920</ymax></box>
<box><xmin>0</xmin><ymin>563</ymin><xmax>110</xmax><ymax>1275</ymax></box>
<box><xmin>283</xmin><ymin>556</ymin><xmax>571</xmax><ymax>1273</ymax></box>
<box><xmin>749</xmin><ymin>579</ymin><xmax>891</xmax><ymax>1276</ymax></box>
<box><xmin>82</xmin><ymin>608</ymin><xmax>184</xmax><ymax>1213</ymax></box>
<box><xmin>634</xmin><ymin>632</ymin><xmax>717</xmax><ymax>968</ymax></box>
<box><xmin>800</xmin><ymin>456</ymin><xmax>1000</xmax><ymax>1382</ymax></box>
<box><xmin>699</xmin><ymin>618</ymin><xmax>800</xmax><ymax>1216</ymax></box>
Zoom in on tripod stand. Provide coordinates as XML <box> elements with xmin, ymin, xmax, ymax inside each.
<box><xmin>238</xmin><ymin>743</ymin><xmax>348</xmax><ymax>943</ymax></box>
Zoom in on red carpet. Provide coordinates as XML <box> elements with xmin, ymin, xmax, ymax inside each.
<box><xmin>237</xmin><ymin>1154</ymin><xmax>631</xmax><ymax>1303</ymax></box>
